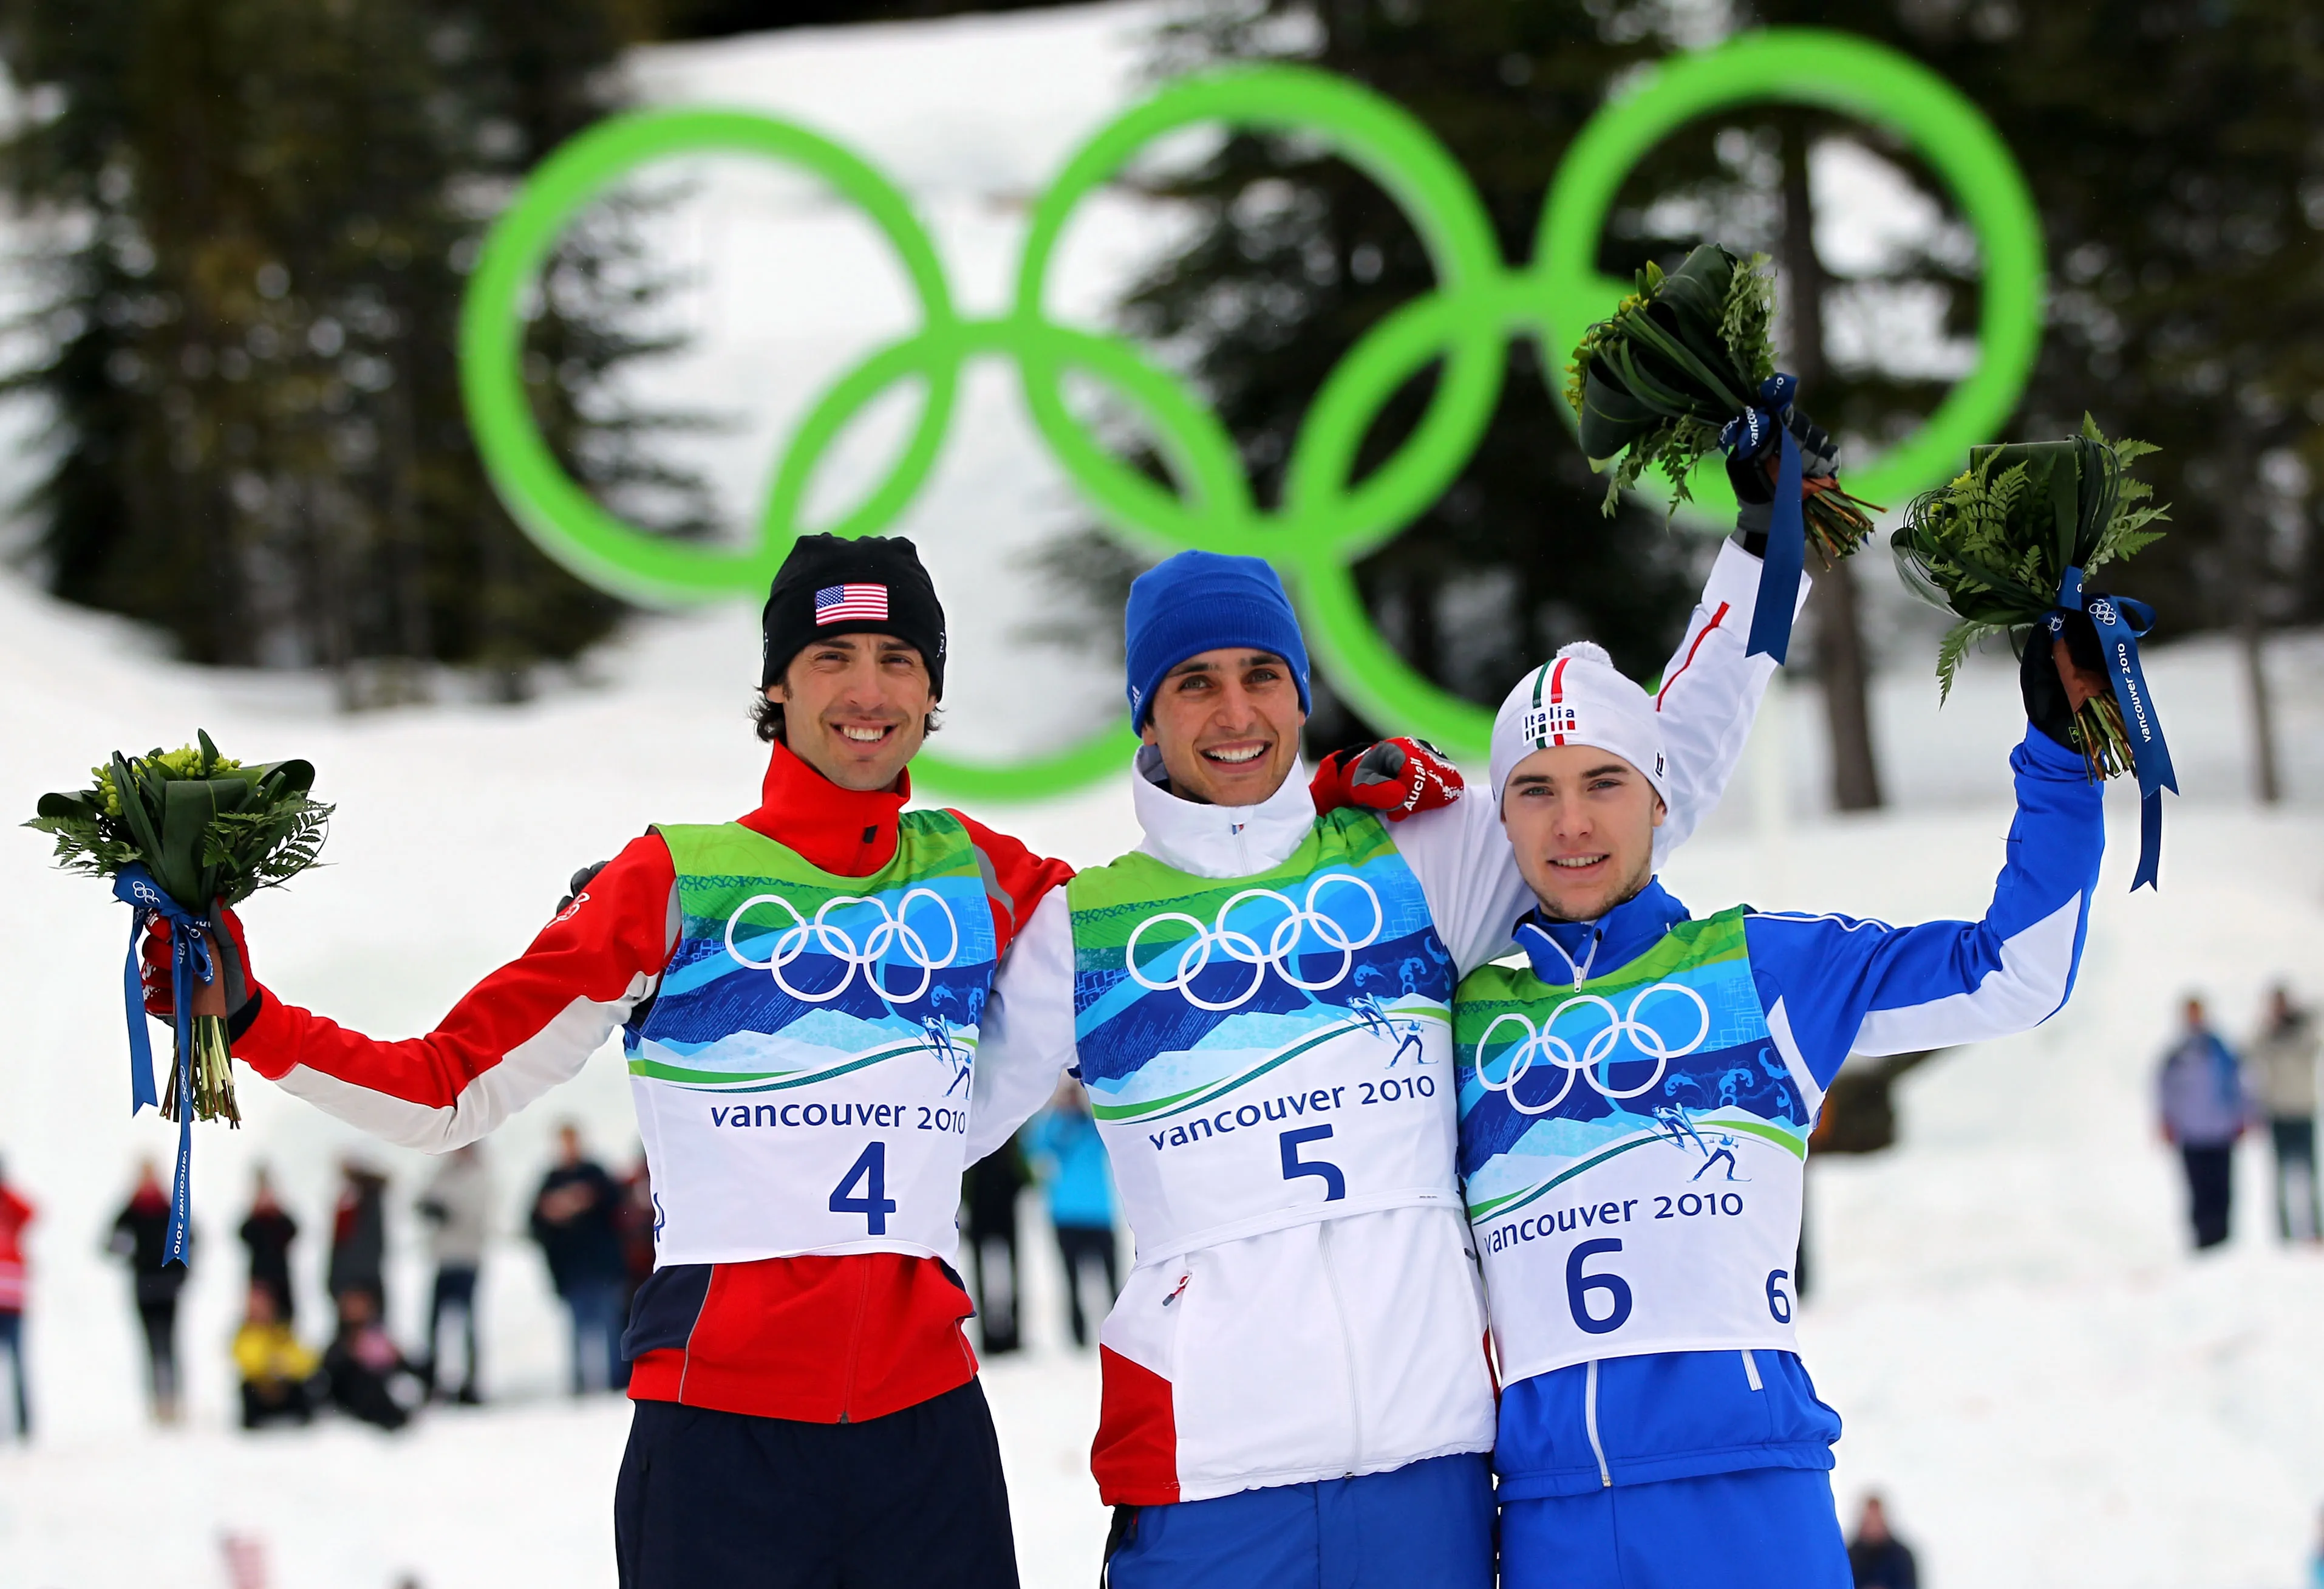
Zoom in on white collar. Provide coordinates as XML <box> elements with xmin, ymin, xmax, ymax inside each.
<box><xmin>1130</xmin><ymin>743</ymin><xmax>1318</xmax><ymax>880</ymax></box>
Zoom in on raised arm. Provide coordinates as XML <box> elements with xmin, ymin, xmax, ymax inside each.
<box><xmin>1745</xmin><ymin>725</ymin><xmax>2107</xmax><ymax>1090</ymax></box>
<box><xmin>225</xmin><ymin>833</ymin><xmax>679</xmax><ymax>1152</ymax></box>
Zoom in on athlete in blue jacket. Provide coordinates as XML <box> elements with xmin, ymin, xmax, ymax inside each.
<box><xmin>1452</xmin><ymin>630</ymin><xmax>2110</xmax><ymax>1589</ymax></box>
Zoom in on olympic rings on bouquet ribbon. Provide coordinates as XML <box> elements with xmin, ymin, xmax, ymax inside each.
<box><xmin>111</xmin><ymin>863</ymin><xmax>213</xmax><ymax>1263</ymax></box>
<box><xmin>1472</xmin><ymin>982</ymin><xmax>1712</xmax><ymax>1117</ymax></box>
<box><xmin>460</xmin><ymin>30</ymin><xmax>2046</xmax><ymax>798</ymax></box>
<box><xmin>2051</xmin><ymin>567</ymin><xmax>2177</xmax><ymax>890</ymax></box>
<box><xmin>724</xmin><ymin>887</ymin><xmax>963</xmax><ymax>1006</ymax></box>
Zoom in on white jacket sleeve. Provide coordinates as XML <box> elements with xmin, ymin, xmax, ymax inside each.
<box><xmin>965</xmin><ymin>888</ymin><xmax>1080</xmax><ymax>1164</ymax></box>
<box><xmin>1649</xmin><ymin>536</ymin><xmax>1807</xmax><ymax>859</ymax></box>
<box><xmin>1391</xmin><ymin>537</ymin><xmax>1804</xmax><ymax>977</ymax></box>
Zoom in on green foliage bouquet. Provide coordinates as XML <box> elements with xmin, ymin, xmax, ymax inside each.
<box><xmin>27</xmin><ymin>733</ymin><xmax>330</xmax><ymax>1135</ymax></box>
<box><xmin>1893</xmin><ymin>417</ymin><xmax>2176</xmax><ymax>889</ymax></box>
<box><xmin>1565</xmin><ymin>242</ymin><xmax>1879</xmax><ymax>566</ymax></box>
<box><xmin>1892</xmin><ymin>418</ymin><xmax>2168</xmax><ymax>770</ymax></box>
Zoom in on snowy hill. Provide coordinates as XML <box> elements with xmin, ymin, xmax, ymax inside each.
<box><xmin>2</xmin><ymin>4</ymin><xmax>2323</xmax><ymax>1588</ymax></box>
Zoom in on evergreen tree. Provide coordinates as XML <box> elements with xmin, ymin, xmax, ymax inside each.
<box><xmin>0</xmin><ymin>0</ymin><xmax>708</xmax><ymax>699</ymax></box>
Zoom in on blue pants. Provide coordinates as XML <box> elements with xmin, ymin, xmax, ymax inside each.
<box><xmin>1106</xmin><ymin>1451</ymin><xmax>1493</xmax><ymax>1589</ymax></box>
<box><xmin>565</xmin><ymin>1279</ymin><xmax>630</xmax><ymax>1394</ymax></box>
<box><xmin>1501</xmin><ymin>1467</ymin><xmax>1850</xmax><ymax>1589</ymax></box>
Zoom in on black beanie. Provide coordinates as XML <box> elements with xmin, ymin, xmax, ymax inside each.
<box><xmin>760</xmin><ymin>533</ymin><xmax>947</xmax><ymax>696</ymax></box>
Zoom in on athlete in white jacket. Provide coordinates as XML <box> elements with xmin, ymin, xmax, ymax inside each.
<box><xmin>970</xmin><ymin>525</ymin><xmax>1803</xmax><ymax>1586</ymax></box>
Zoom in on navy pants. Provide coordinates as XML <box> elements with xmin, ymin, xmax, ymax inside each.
<box><xmin>1501</xmin><ymin>1467</ymin><xmax>1850</xmax><ymax>1589</ymax></box>
<box><xmin>615</xmin><ymin>1380</ymin><xmax>1018</xmax><ymax>1589</ymax></box>
<box><xmin>1105</xmin><ymin>1452</ymin><xmax>1493</xmax><ymax>1589</ymax></box>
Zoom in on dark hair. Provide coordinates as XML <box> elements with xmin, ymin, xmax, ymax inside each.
<box><xmin>751</xmin><ymin>692</ymin><xmax>942</xmax><ymax>745</ymax></box>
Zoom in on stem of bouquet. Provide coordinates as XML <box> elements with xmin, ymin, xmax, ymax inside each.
<box><xmin>158</xmin><ymin>973</ymin><xmax>241</xmax><ymax>1126</ymax></box>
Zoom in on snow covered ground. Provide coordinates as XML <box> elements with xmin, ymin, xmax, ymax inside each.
<box><xmin>2</xmin><ymin>4</ymin><xmax>2323</xmax><ymax>1587</ymax></box>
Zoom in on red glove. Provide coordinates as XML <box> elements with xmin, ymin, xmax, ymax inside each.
<box><xmin>1309</xmin><ymin>737</ymin><xmax>1464</xmax><ymax>822</ymax></box>
<box><xmin>141</xmin><ymin>904</ymin><xmax>256</xmax><ymax>1022</ymax></box>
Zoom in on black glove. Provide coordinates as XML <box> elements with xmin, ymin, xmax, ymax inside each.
<box><xmin>557</xmin><ymin>861</ymin><xmax>608</xmax><ymax>917</ymax></box>
<box><xmin>1727</xmin><ymin>405</ymin><xmax>1839</xmax><ymax>556</ymax></box>
<box><xmin>2020</xmin><ymin>607</ymin><xmax>2107</xmax><ymax>749</ymax></box>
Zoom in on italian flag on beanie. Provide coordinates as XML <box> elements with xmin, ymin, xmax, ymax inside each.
<box><xmin>1489</xmin><ymin>642</ymin><xmax>1669</xmax><ymax>807</ymax></box>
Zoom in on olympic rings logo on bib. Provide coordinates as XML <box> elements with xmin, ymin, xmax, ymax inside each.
<box><xmin>724</xmin><ymin>888</ymin><xmax>961</xmax><ymax>1006</ymax></box>
<box><xmin>1474</xmin><ymin>982</ymin><xmax>1711</xmax><ymax>1116</ymax></box>
<box><xmin>460</xmin><ymin>34</ymin><xmax>2043</xmax><ymax>798</ymax></box>
<box><xmin>1125</xmin><ymin>873</ymin><xmax>1383</xmax><ymax>1013</ymax></box>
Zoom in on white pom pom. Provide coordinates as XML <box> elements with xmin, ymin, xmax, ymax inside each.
<box><xmin>1553</xmin><ymin>640</ymin><xmax>1614</xmax><ymax>668</ymax></box>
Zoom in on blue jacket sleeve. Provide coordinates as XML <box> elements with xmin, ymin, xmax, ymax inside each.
<box><xmin>1742</xmin><ymin>726</ymin><xmax>2105</xmax><ymax>1090</ymax></box>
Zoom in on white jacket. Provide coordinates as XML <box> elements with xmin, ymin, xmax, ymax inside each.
<box><xmin>969</xmin><ymin>540</ymin><xmax>1789</xmax><ymax>1506</ymax></box>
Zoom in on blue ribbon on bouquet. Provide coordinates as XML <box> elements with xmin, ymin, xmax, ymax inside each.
<box><xmin>1720</xmin><ymin>372</ymin><xmax>1806</xmax><ymax>665</ymax></box>
<box><xmin>2050</xmin><ymin>567</ymin><xmax>2177</xmax><ymax>891</ymax></box>
<box><xmin>111</xmin><ymin>861</ymin><xmax>213</xmax><ymax>1264</ymax></box>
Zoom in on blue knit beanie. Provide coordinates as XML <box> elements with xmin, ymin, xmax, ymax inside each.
<box><xmin>1123</xmin><ymin>551</ymin><xmax>1312</xmax><ymax>728</ymax></box>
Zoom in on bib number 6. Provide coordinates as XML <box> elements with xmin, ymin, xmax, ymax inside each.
<box><xmin>1565</xmin><ymin>1238</ymin><xmax>1634</xmax><ymax>1335</ymax></box>
<box><xmin>829</xmin><ymin>1141</ymin><xmax>899</xmax><ymax>1235</ymax></box>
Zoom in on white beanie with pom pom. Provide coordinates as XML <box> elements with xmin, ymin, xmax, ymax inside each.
<box><xmin>1488</xmin><ymin>641</ymin><xmax>1670</xmax><ymax>808</ymax></box>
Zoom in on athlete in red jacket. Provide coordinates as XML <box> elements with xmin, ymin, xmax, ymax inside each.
<box><xmin>155</xmin><ymin>535</ymin><xmax>1072</xmax><ymax>1589</ymax></box>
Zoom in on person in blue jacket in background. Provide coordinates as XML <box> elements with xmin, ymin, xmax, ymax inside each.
<box><xmin>1024</xmin><ymin>1080</ymin><xmax>1119</xmax><ymax>1348</ymax></box>
<box><xmin>1453</xmin><ymin>626</ymin><xmax>2110</xmax><ymax>1589</ymax></box>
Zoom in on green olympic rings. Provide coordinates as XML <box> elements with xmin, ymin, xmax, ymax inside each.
<box><xmin>460</xmin><ymin>29</ymin><xmax>2045</xmax><ymax>799</ymax></box>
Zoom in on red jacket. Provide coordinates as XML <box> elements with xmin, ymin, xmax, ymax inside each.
<box><xmin>0</xmin><ymin>1184</ymin><xmax>31</xmax><ymax>1312</ymax></box>
<box><xmin>235</xmin><ymin>740</ymin><xmax>1072</xmax><ymax>1423</ymax></box>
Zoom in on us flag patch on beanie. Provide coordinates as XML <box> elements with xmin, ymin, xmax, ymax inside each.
<box><xmin>814</xmin><ymin>583</ymin><xmax>889</xmax><ymax>624</ymax></box>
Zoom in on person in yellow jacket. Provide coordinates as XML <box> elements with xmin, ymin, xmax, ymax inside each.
<box><xmin>233</xmin><ymin>1284</ymin><xmax>323</xmax><ymax>1430</ymax></box>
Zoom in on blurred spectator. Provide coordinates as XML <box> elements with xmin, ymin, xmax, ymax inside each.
<box><xmin>2158</xmin><ymin>997</ymin><xmax>2249</xmax><ymax>1250</ymax></box>
<box><xmin>238</xmin><ymin>1166</ymin><xmax>299</xmax><ymax>1324</ymax></box>
<box><xmin>2310</xmin><ymin>1501</ymin><xmax>2324</xmax><ymax>1589</ymax></box>
<box><xmin>1847</xmin><ymin>1494</ymin><xmax>1917</xmax><ymax>1589</ymax></box>
<box><xmin>616</xmin><ymin>1151</ymin><xmax>656</xmax><ymax>1317</ymax></box>
<box><xmin>107</xmin><ymin>1159</ymin><xmax>188</xmax><ymax>1424</ymax></box>
<box><xmin>233</xmin><ymin>1284</ymin><xmax>322</xmax><ymax>1430</ymax></box>
<box><xmin>327</xmin><ymin>1160</ymin><xmax>390</xmax><ymax>1315</ymax></box>
<box><xmin>2250</xmin><ymin>985</ymin><xmax>2320</xmax><ymax>1243</ymax></box>
<box><xmin>0</xmin><ymin>1157</ymin><xmax>32</xmax><ymax>1438</ymax></box>
<box><xmin>964</xmin><ymin>1136</ymin><xmax>1029</xmax><ymax>1356</ymax></box>
<box><xmin>417</xmin><ymin>1143</ymin><xmax>491</xmax><ymax>1404</ymax></box>
<box><xmin>530</xmin><ymin>1124</ymin><xmax>628</xmax><ymax>1394</ymax></box>
<box><xmin>324</xmin><ymin>1288</ymin><xmax>420</xmax><ymax>1432</ymax></box>
<box><xmin>1026</xmin><ymin>1082</ymin><xmax>1118</xmax><ymax>1348</ymax></box>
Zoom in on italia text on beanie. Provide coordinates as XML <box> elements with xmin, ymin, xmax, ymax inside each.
<box><xmin>1123</xmin><ymin>551</ymin><xmax>1312</xmax><ymax>729</ymax></box>
<box><xmin>760</xmin><ymin>533</ymin><xmax>947</xmax><ymax>696</ymax></box>
<box><xmin>1488</xmin><ymin>642</ymin><xmax>1669</xmax><ymax>808</ymax></box>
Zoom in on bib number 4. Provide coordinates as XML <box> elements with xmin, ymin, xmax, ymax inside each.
<box><xmin>829</xmin><ymin>1141</ymin><xmax>899</xmax><ymax>1235</ymax></box>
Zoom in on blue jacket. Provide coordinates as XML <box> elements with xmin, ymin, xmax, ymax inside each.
<box><xmin>1026</xmin><ymin>1105</ymin><xmax>1116</xmax><ymax>1231</ymax></box>
<box><xmin>2156</xmin><ymin>1031</ymin><xmax>2246</xmax><ymax>1148</ymax></box>
<box><xmin>1492</xmin><ymin>726</ymin><xmax>2104</xmax><ymax>1498</ymax></box>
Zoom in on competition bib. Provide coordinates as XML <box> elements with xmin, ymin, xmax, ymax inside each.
<box><xmin>628</xmin><ymin>816</ymin><xmax>998</xmax><ymax>1266</ymax></box>
<box><xmin>1454</xmin><ymin>911</ymin><xmax>1818</xmax><ymax>1382</ymax></box>
<box><xmin>1068</xmin><ymin>810</ymin><xmax>1460</xmax><ymax>1259</ymax></box>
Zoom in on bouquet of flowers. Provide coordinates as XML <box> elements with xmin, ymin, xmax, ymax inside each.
<box><xmin>1892</xmin><ymin>415</ymin><xmax>2175</xmax><ymax>885</ymax></box>
<box><xmin>1566</xmin><ymin>242</ymin><xmax>1881</xmax><ymax>559</ymax></box>
<box><xmin>27</xmin><ymin>733</ymin><xmax>329</xmax><ymax>1140</ymax></box>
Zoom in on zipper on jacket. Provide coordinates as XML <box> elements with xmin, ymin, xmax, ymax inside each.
<box><xmin>1318</xmin><ymin>1220</ymin><xmax>1366</xmax><ymax>1469</ymax></box>
<box><xmin>1740</xmin><ymin>1349</ymin><xmax>1763</xmax><ymax>1391</ymax></box>
<box><xmin>836</xmin><ymin>1259</ymin><xmax>871</xmax><ymax>1423</ymax></box>
<box><xmin>1583</xmin><ymin>1358</ymin><xmax>1612</xmax><ymax>1488</ymax></box>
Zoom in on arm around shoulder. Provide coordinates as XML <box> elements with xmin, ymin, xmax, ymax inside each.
<box><xmin>967</xmin><ymin>886</ymin><xmax>1080</xmax><ymax>1163</ymax></box>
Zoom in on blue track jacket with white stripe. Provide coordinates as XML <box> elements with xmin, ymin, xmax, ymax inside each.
<box><xmin>1488</xmin><ymin>725</ymin><xmax>2104</xmax><ymax>1500</ymax></box>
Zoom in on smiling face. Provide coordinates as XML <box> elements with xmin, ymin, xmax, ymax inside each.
<box><xmin>1499</xmin><ymin>743</ymin><xmax>1665</xmax><ymax>921</ymax></box>
<box><xmin>767</xmin><ymin>630</ymin><xmax>934</xmax><ymax>791</ymax></box>
<box><xmin>1139</xmin><ymin>647</ymin><xmax>1306</xmax><ymax>807</ymax></box>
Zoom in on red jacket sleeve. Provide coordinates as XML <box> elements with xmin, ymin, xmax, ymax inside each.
<box><xmin>234</xmin><ymin>833</ymin><xmax>678</xmax><ymax>1150</ymax></box>
<box><xmin>945</xmin><ymin>812</ymin><xmax>1074</xmax><ymax>959</ymax></box>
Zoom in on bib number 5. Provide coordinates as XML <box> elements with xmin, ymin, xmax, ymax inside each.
<box><xmin>1280</xmin><ymin>1126</ymin><xmax>1347</xmax><ymax>1202</ymax></box>
<box><xmin>1566</xmin><ymin>1238</ymin><xmax>1634</xmax><ymax>1335</ymax></box>
<box><xmin>830</xmin><ymin>1141</ymin><xmax>899</xmax><ymax>1235</ymax></box>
